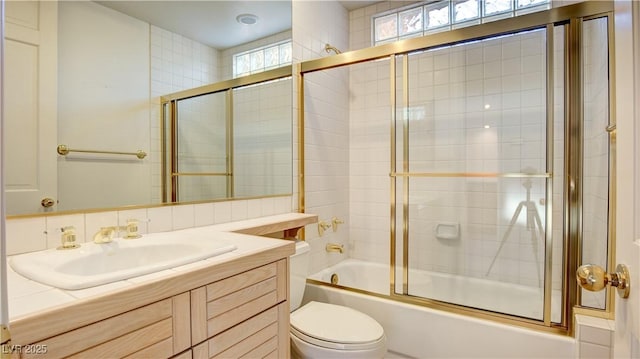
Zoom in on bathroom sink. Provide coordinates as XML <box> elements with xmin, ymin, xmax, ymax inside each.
<box><xmin>10</xmin><ymin>233</ymin><xmax>237</xmax><ymax>290</ymax></box>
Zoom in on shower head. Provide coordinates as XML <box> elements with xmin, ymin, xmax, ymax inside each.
<box><xmin>324</xmin><ymin>43</ymin><xmax>342</xmax><ymax>55</ymax></box>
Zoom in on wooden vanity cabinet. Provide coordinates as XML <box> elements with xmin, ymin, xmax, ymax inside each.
<box><xmin>9</xmin><ymin>215</ymin><xmax>317</xmax><ymax>359</ymax></box>
<box><xmin>190</xmin><ymin>259</ymin><xmax>289</xmax><ymax>359</ymax></box>
<box><xmin>21</xmin><ymin>293</ymin><xmax>191</xmax><ymax>359</ymax></box>
<box><xmin>15</xmin><ymin>258</ymin><xmax>290</xmax><ymax>359</ymax></box>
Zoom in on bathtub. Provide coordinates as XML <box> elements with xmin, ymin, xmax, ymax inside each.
<box><xmin>304</xmin><ymin>259</ymin><xmax>574</xmax><ymax>358</ymax></box>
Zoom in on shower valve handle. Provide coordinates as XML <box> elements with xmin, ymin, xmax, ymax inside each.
<box><xmin>331</xmin><ymin>217</ymin><xmax>344</xmax><ymax>232</ymax></box>
<box><xmin>318</xmin><ymin>221</ymin><xmax>332</xmax><ymax>236</ymax></box>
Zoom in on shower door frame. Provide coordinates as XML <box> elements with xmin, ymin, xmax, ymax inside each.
<box><xmin>298</xmin><ymin>1</ymin><xmax>616</xmax><ymax>334</ymax></box>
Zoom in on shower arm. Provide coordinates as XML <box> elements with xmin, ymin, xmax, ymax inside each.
<box><xmin>324</xmin><ymin>43</ymin><xmax>342</xmax><ymax>55</ymax></box>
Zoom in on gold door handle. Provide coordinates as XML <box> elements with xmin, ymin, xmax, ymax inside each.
<box><xmin>41</xmin><ymin>197</ymin><xmax>56</xmax><ymax>208</ymax></box>
<box><xmin>576</xmin><ymin>264</ymin><xmax>630</xmax><ymax>299</ymax></box>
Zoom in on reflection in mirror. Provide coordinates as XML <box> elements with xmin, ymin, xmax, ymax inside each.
<box><xmin>3</xmin><ymin>0</ymin><xmax>292</xmax><ymax>216</ymax></box>
<box><xmin>233</xmin><ymin>78</ymin><xmax>292</xmax><ymax>197</ymax></box>
<box><xmin>174</xmin><ymin>91</ymin><xmax>230</xmax><ymax>202</ymax></box>
<box><xmin>165</xmin><ymin>75</ymin><xmax>292</xmax><ymax>203</ymax></box>
<box><xmin>580</xmin><ymin>16</ymin><xmax>611</xmax><ymax>310</ymax></box>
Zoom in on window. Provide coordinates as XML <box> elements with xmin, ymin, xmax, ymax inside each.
<box><xmin>233</xmin><ymin>40</ymin><xmax>292</xmax><ymax>78</ymax></box>
<box><xmin>373</xmin><ymin>0</ymin><xmax>550</xmax><ymax>45</ymax></box>
<box><xmin>453</xmin><ymin>0</ymin><xmax>480</xmax><ymax>23</ymax></box>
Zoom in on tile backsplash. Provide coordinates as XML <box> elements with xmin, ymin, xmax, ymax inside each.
<box><xmin>6</xmin><ymin>196</ymin><xmax>293</xmax><ymax>256</ymax></box>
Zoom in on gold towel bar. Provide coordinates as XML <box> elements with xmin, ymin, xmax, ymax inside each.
<box><xmin>57</xmin><ymin>144</ymin><xmax>147</xmax><ymax>159</ymax></box>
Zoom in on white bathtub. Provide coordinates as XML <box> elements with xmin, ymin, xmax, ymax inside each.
<box><xmin>305</xmin><ymin>259</ymin><xmax>574</xmax><ymax>358</ymax></box>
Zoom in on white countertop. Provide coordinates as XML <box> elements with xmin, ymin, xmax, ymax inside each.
<box><xmin>6</xmin><ymin>213</ymin><xmax>314</xmax><ymax>321</ymax></box>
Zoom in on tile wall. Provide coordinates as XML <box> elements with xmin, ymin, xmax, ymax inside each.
<box><xmin>293</xmin><ymin>0</ymin><xmax>350</xmax><ymax>273</ymax></box>
<box><xmin>234</xmin><ymin>79</ymin><xmax>293</xmax><ymax>197</ymax></box>
<box><xmin>152</xmin><ymin>27</ymin><xmax>294</xmax><ymax>204</ymax></box>
<box><xmin>402</xmin><ymin>30</ymin><xmax>552</xmax><ymax>289</ymax></box>
<box><xmin>348</xmin><ymin>59</ymin><xmax>392</xmax><ymax>265</ymax></box>
<box><xmin>5</xmin><ymin>196</ymin><xmax>293</xmax><ymax>256</ymax></box>
<box><xmin>580</xmin><ymin>17</ymin><xmax>611</xmax><ymax>309</ymax></box>
<box><xmin>575</xmin><ymin>315</ymin><xmax>615</xmax><ymax>358</ymax></box>
<box><xmin>150</xmin><ymin>25</ymin><xmax>221</xmax><ymax>203</ymax></box>
<box><xmin>345</xmin><ymin>3</ymin><xmax>568</xmax><ymax>298</ymax></box>
<box><xmin>174</xmin><ymin>92</ymin><xmax>227</xmax><ymax>202</ymax></box>
<box><xmin>342</xmin><ymin>1</ymin><xmax>613</xmax><ymax>320</ymax></box>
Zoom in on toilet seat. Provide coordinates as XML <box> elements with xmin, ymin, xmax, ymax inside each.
<box><xmin>290</xmin><ymin>301</ymin><xmax>385</xmax><ymax>351</ymax></box>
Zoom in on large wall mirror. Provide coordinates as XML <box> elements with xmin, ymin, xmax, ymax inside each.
<box><xmin>3</xmin><ymin>0</ymin><xmax>292</xmax><ymax>216</ymax></box>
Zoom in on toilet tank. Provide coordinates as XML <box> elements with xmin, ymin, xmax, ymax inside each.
<box><xmin>290</xmin><ymin>240</ymin><xmax>310</xmax><ymax>311</ymax></box>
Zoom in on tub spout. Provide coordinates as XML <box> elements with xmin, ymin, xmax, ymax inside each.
<box><xmin>326</xmin><ymin>243</ymin><xmax>344</xmax><ymax>254</ymax></box>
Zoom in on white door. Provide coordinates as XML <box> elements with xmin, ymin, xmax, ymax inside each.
<box><xmin>613</xmin><ymin>1</ymin><xmax>640</xmax><ymax>357</ymax></box>
<box><xmin>3</xmin><ymin>0</ymin><xmax>57</xmax><ymax>215</ymax></box>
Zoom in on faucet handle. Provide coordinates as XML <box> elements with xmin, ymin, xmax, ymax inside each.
<box><xmin>318</xmin><ymin>221</ymin><xmax>332</xmax><ymax>236</ymax></box>
<box><xmin>331</xmin><ymin>217</ymin><xmax>345</xmax><ymax>232</ymax></box>
<box><xmin>124</xmin><ymin>219</ymin><xmax>142</xmax><ymax>239</ymax></box>
<box><xmin>57</xmin><ymin>226</ymin><xmax>80</xmax><ymax>250</ymax></box>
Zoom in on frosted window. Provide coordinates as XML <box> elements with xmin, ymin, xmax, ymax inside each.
<box><xmin>518</xmin><ymin>0</ymin><xmax>548</xmax><ymax>8</ymax></box>
<box><xmin>375</xmin><ymin>13</ymin><xmax>398</xmax><ymax>42</ymax></box>
<box><xmin>453</xmin><ymin>0</ymin><xmax>479</xmax><ymax>23</ymax></box>
<box><xmin>250</xmin><ymin>51</ymin><xmax>264</xmax><ymax>73</ymax></box>
<box><xmin>485</xmin><ymin>0</ymin><xmax>513</xmax><ymax>15</ymax></box>
<box><xmin>233</xmin><ymin>40</ymin><xmax>292</xmax><ymax>78</ymax></box>
<box><xmin>425</xmin><ymin>2</ymin><xmax>450</xmax><ymax>29</ymax></box>
<box><xmin>279</xmin><ymin>42</ymin><xmax>292</xmax><ymax>64</ymax></box>
<box><xmin>264</xmin><ymin>46</ymin><xmax>279</xmax><ymax>69</ymax></box>
<box><xmin>372</xmin><ymin>0</ymin><xmax>550</xmax><ymax>46</ymax></box>
<box><xmin>236</xmin><ymin>54</ymin><xmax>251</xmax><ymax>77</ymax></box>
<box><xmin>399</xmin><ymin>8</ymin><xmax>423</xmax><ymax>36</ymax></box>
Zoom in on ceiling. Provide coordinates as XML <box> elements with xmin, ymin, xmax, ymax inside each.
<box><xmin>96</xmin><ymin>1</ymin><xmax>382</xmax><ymax>50</ymax></box>
<box><xmin>96</xmin><ymin>1</ymin><xmax>292</xmax><ymax>49</ymax></box>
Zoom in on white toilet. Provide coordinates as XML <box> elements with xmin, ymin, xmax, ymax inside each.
<box><xmin>289</xmin><ymin>241</ymin><xmax>387</xmax><ymax>358</ymax></box>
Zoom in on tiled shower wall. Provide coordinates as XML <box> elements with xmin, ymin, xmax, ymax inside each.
<box><xmin>293</xmin><ymin>0</ymin><xmax>350</xmax><ymax>274</ymax></box>
<box><xmin>174</xmin><ymin>92</ymin><xmax>227</xmax><ymax>202</ymax></box>
<box><xmin>402</xmin><ymin>30</ymin><xmax>552</xmax><ymax>288</ymax></box>
<box><xmin>581</xmin><ymin>17</ymin><xmax>610</xmax><ymax>309</ymax></box>
<box><xmin>348</xmin><ymin>59</ymin><xmax>392</xmax><ymax>264</ymax></box>
<box><xmin>150</xmin><ymin>25</ymin><xmax>221</xmax><ymax>203</ymax></box>
<box><xmin>234</xmin><ymin>78</ymin><xmax>293</xmax><ymax>197</ymax></box>
<box><xmin>152</xmin><ymin>27</ymin><xmax>294</xmax><ymax>204</ymax></box>
<box><xmin>345</xmin><ymin>3</ymin><xmax>572</xmax><ymax>294</ymax></box>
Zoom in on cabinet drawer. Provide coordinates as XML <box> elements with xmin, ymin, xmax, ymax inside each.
<box><xmin>192</xmin><ymin>302</ymin><xmax>287</xmax><ymax>359</ymax></box>
<box><xmin>191</xmin><ymin>259</ymin><xmax>287</xmax><ymax>344</ymax></box>
<box><xmin>24</xmin><ymin>293</ymin><xmax>190</xmax><ymax>359</ymax></box>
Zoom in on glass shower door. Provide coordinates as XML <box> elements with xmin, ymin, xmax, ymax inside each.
<box><xmin>394</xmin><ymin>27</ymin><xmax>565</xmax><ymax>321</ymax></box>
<box><xmin>173</xmin><ymin>91</ymin><xmax>229</xmax><ymax>202</ymax></box>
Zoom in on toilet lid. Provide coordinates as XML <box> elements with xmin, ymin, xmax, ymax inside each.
<box><xmin>290</xmin><ymin>301</ymin><xmax>385</xmax><ymax>350</ymax></box>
